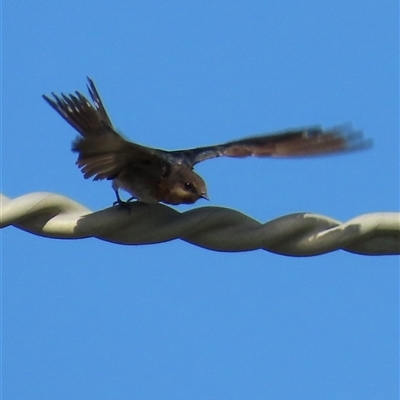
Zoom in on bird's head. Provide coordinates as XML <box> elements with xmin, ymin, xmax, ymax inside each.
<box><xmin>162</xmin><ymin>166</ymin><xmax>208</xmax><ymax>205</ymax></box>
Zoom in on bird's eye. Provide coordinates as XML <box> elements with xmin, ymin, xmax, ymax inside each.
<box><xmin>185</xmin><ymin>182</ymin><xmax>194</xmax><ymax>191</ymax></box>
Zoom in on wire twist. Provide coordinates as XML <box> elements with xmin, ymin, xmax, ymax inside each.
<box><xmin>1</xmin><ymin>192</ymin><xmax>399</xmax><ymax>256</ymax></box>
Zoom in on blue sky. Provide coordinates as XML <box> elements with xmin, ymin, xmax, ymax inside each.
<box><xmin>2</xmin><ymin>1</ymin><xmax>399</xmax><ymax>399</ymax></box>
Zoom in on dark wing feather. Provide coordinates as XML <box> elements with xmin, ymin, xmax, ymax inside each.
<box><xmin>179</xmin><ymin>126</ymin><xmax>371</xmax><ymax>167</ymax></box>
<box><xmin>43</xmin><ymin>77</ymin><xmax>169</xmax><ymax>181</ymax></box>
<box><xmin>86</xmin><ymin>77</ymin><xmax>114</xmax><ymax>128</ymax></box>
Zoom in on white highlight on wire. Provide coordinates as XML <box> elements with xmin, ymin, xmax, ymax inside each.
<box><xmin>1</xmin><ymin>192</ymin><xmax>399</xmax><ymax>256</ymax></box>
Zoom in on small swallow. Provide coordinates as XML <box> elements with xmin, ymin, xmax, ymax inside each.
<box><xmin>43</xmin><ymin>77</ymin><xmax>370</xmax><ymax>205</ymax></box>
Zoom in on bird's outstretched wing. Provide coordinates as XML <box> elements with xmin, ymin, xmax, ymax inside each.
<box><xmin>173</xmin><ymin>126</ymin><xmax>371</xmax><ymax>167</ymax></box>
<box><xmin>43</xmin><ymin>78</ymin><xmax>169</xmax><ymax>182</ymax></box>
<box><xmin>44</xmin><ymin>77</ymin><xmax>372</xmax><ymax>178</ymax></box>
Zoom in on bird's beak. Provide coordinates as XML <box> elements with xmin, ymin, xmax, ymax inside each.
<box><xmin>201</xmin><ymin>193</ymin><xmax>209</xmax><ymax>201</ymax></box>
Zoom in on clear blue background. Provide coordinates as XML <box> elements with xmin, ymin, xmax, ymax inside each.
<box><xmin>2</xmin><ymin>1</ymin><xmax>399</xmax><ymax>399</ymax></box>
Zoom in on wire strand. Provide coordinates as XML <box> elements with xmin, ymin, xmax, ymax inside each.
<box><xmin>1</xmin><ymin>192</ymin><xmax>399</xmax><ymax>256</ymax></box>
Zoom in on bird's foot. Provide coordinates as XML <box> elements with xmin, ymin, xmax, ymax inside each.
<box><xmin>112</xmin><ymin>191</ymin><xmax>137</xmax><ymax>213</ymax></box>
<box><xmin>112</xmin><ymin>199</ymin><xmax>130</xmax><ymax>213</ymax></box>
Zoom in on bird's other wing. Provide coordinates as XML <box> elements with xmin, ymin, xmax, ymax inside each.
<box><xmin>43</xmin><ymin>77</ymin><xmax>169</xmax><ymax>181</ymax></box>
<box><xmin>43</xmin><ymin>77</ymin><xmax>122</xmax><ymax>138</ymax></box>
<box><xmin>178</xmin><ymin>125</ymin><xmax>371</xmax><ymax>167</ymax></box>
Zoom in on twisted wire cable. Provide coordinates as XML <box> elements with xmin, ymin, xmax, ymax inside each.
<box><xmin>1</xmin><ymin>192</ymin><xmax>399</xmax><ymax>256</ymax></box>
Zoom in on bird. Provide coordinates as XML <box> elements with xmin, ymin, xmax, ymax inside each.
<box><xmin>43</xmin><ymin>77</ymin><xmax>370</xmax><ymax>206</ymax></box>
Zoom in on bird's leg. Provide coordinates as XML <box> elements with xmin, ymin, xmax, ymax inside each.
<box><xmin>113</xmin><ymin>189</ymin><xmax>125</xmax><ymax>206</ymax></box>
<box><xmin>112</xmin><ymin>188</ymin><xmax>137</xmax><ymax>204</ymax></box>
